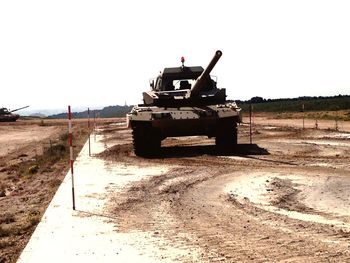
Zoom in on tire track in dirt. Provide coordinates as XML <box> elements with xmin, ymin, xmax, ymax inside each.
<box><xmin>99</xmin><ymin>123</ymin><xmax>350</xmax><ymax>262</ymax></box>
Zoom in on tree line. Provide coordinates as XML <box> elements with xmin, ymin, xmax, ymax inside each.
<box><xmin>236</xmin><ymin>95</ymin><xmax>350</xmax><ymax>112</ymax></box>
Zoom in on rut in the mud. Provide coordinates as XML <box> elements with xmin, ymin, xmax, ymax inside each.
<box><xmin>96</xmin><ymin>123</ymin><xmax>350</xmax><ymax>262</ymax></box>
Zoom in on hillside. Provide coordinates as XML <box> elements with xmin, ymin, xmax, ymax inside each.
<box><xmin>48</xmin><ymin>105</ymin><xmax>133</xmax><ymax>119</ymax></box>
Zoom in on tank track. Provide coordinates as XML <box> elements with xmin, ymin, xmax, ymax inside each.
<box><xmin>132</xmin><ymin>123</ymin><xmax>161</xmax><ymax>157</ymax></box>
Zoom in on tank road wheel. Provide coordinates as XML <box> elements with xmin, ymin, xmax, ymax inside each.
<box><xmin>215</xmin><ymin>118</ymin><xmax>237</xmax><ymax>152</ymax></box>
<box><xmin>132</xmin><ymin>123</ymin><xmax>161</xmax><ymax>157</ymax></box>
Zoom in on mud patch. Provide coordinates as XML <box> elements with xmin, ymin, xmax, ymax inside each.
<box><xmin>97</xmin><ymin>143</ymin><xmax>134</xmax><ymax>160</ymax></box>
<box><xmin>268</xmin><ymin>177</ymin><xmax>314</xmax><ymax>213</ymax></box>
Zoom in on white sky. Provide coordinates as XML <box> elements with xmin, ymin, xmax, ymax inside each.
<box><xmin>1</xmin><ymin>0</ymin><xmax>350</xmax><ymax>111</ymax></box>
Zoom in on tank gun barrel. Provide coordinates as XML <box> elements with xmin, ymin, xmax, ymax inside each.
<box><xmin>10</xmin><ymin>105</ymin><xmax>29</xmax><ymax>113</ymax></box>
<box><xmin>190</xmin><ymin>50</ymin><xmax>222</xmax><ymax>97</ymax></box>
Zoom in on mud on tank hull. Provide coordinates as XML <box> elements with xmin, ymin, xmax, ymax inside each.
<box><xmin>127</xmin><ymin>102</ymin><xmax>241</xmax><ymax>157</ymax></box>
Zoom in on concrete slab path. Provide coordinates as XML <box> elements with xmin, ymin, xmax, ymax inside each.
<box><xmin>17</xmin><ymin>130</ymin><xmax>169</xmax><ymax>263</ymax></box>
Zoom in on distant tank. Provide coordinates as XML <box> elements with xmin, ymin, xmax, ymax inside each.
<box><xmin>0</xmin><ymin>106</ymin><xmax>29</xmax><ymax>122</ymax></box>
<box><xmin>127</xmin><ymin>50</ymin><xmax>241</xmax><ymax>156</ymax></box>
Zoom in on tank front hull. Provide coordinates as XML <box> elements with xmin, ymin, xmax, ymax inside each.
<box><xmin>127</xmin><ymin>103</ymin><xmax>241</xmax><ymax>139</ymax></box>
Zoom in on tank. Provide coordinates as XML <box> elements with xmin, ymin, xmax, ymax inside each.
<box><xmin>127</xmin><ymin>50</ymin><xmax>241</xmax><ymax>156</ymax></box>
<box><xmin>0</xmin><ymin>106</ymin><xmax>29</xmax><ymax>122</ymax></box>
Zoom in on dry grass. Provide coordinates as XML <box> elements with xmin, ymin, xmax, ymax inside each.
<box><xmin>275</xmin><ymin>110</ymin><xmax>350</xmax><ymax>121</ymax></box>
<box><xmin>0</xmin><ymin>120</ymin><xmax>96</xmax><ymax>263</ymax></box>
<box><xmin>242</xmin><ymin>110</ymin><xmax>350</xmax><ymax>121</ymax></box>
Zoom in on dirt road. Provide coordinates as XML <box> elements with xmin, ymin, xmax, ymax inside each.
<box><xmin>98</xmin><ymin>121</ymin><xmax>350</xmax><ymax>262</ymax></box>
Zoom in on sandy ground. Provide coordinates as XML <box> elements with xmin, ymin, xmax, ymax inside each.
<box><xmin>2</xmin><ymin>116</ymin><xmax>350</xmax><ymax>262</ymax></box>
<box><xmin>96</xmin><ymin>119</ymin><xmax>350</xmax><ymax>262</ymax></box>
<box><xmin>0</xmin><ymin>123</ymin><xmax>64</xmax><ymax>158</ymax></box>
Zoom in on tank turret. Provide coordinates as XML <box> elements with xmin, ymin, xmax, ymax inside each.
<box><xmin>0</xmin><ymin>106</ymin><xmax>29</xmax><ymax>122</ymax></box>
<box><xmin>142</xmin><ymin>50</ymin><xmax>225</xmax><ymax>107</ymax></box>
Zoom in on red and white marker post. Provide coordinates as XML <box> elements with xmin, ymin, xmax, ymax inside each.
<box><xmin>93</xmin><ymin>110</ymin><xmax>97</xmax><ymax>142</ymax></box>
<box><xmin>302</xmin><ymin>103</ymin><xmax>305</xmax><ymax>129</ymax></box>
<box><xmin>68</xmin><ymin>106</ymin><xmax>76</xmax><ymax>210</ymax></box>
<box><xmin>249</xmin><ymin>103</ymin><xmax>253</xmax><ymax>144</ymax></box>
<box><xmin>88</xmin><ymin>108</ymin><xmax>91</xmax><ymax>156</ymax></box>
<box><xmin>93</xmin><ymin>110</ymin><xmax>96</xmax><ymax>131</ymax></box>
